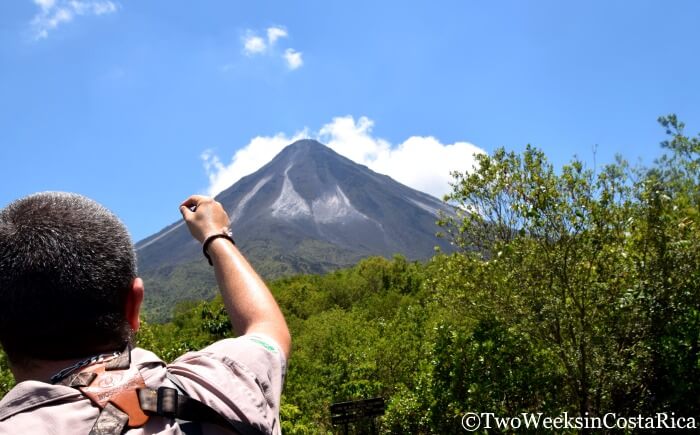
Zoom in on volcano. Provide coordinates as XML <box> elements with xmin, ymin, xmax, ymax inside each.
<box><xmin>136</xmin><ymin>139</ymin><xmax>454</xmax><ymax>320</ymax></box>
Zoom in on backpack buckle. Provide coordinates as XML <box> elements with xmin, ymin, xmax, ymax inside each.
<box><xmin>137</xmin><ymin>386</ymin><xmax>179</xmax><ymax>417</ymax></box>
<box><xmin>157</xmin><ymin>387</ymin><xmax>178</xmax><ymax>417</ymax></box>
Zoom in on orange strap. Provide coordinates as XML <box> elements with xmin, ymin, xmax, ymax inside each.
<box><xmin>79</xmin><ymin>364</ymin><xmax>149</xmax><ymax>427</ymax></box>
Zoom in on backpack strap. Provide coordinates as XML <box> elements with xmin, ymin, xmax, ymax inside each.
<box><xmin>137</xmin><ymin>386</ymin><xmax>265</xmax><ymax>435</ymax></box>
<box><xmin>89</xmin><ymin>403</ymin><xmax>130</xmax><ymax>435</ymax></box>
<box><xmin>77</xmin><ymin>363</ymin><xmax>150</xmax><ymax>427</ymax></box>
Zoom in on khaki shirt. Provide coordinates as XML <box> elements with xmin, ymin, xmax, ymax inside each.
<box><xmin>0</xmin><ymin>335</ymin><xmax>286</xmax><ymax>435</ymax></box>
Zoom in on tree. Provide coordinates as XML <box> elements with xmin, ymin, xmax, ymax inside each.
<box><xmin>435</xmin><ymin>117</ymin><xmax>700</xmax><ymax>422</ymax></box>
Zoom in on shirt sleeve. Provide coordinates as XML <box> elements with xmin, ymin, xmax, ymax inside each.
<box><xmin>165</xmin><ymin>335</ymin><xmax>287</xmax><ymax>435</ymax></box>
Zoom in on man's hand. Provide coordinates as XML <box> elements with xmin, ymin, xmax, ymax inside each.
<box><xmin>179</xmin><ymin>195</ymin><xmax>231</xmax><ymax>243</ymax></box>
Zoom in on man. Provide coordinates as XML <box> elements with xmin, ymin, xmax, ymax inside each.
<box><xmin>0</xmin><ymin>192</ymin><xmax>291</xmax><ymax>434</ymax></box>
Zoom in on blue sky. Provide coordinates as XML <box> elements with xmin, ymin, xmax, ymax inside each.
<box><xmin>2</xmin><ymin>1</ymin><xmax>700</xmax><ymax>242</ymax></box>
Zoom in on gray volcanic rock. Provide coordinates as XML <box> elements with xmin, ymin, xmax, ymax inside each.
<box><xmin>136</xmin><ymin>139</ymin><xmax>454</xmax><ymax>320</ymax></box>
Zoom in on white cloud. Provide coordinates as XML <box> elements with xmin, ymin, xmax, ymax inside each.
<box><xmin>241</xmin><ymin>25</ymin><xmax>303</xmax><ymax>70</ymax></box>
<box><xmin>318</xmin><ymin>116</ymin><xmax>391</xmax><ymax>164</ymax></box>
<box><xmin>30</xmin><ymin>0</ymin><xmax>118</xmax><ymax>40</ymax></box>
<box><xmin>202</xmin><ymin>116</ymin><xmax>485</xmax><ymax>198</ymax></box>
<box><xmin>35</xmin><ymin>0</ymin><xmax>56</xmax><ymax>11</ymax></box>
<box><xmin>243</xmin><ymin>34</ymin><xmax>266</xmax><ymax>55</ymax></box>
<box><xmin>283</xmin><ymin>48</ymin><xmax>303</xmax><ymax>70</ymax></box>
<box><xmin>266</xmin><ymin>27</ymin><xmax>287</xmax><ymax>45</ymax></box>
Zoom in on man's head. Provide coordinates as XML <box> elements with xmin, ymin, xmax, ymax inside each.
<box><xmin>0</xmin><ymin>192</ymin><xmax>141</xmax><ymax>363</ymax></box>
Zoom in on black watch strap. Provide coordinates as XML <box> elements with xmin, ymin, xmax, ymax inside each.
<box><xmin>202</xmin><ymin>231</ymin><xmax>235</xmax><ymax>266</ymax></box>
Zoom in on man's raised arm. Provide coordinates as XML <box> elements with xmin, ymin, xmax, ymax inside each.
<box><xmin>179</xmin><ymin>195</ymin><xmax>291</xmax><ymax>358</ymax></box>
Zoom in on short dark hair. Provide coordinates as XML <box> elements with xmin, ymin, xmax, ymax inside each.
<box><xmin>0</xmin><ymin>192</ymin><xmax>136</xmax><ymax>362</ymax></box>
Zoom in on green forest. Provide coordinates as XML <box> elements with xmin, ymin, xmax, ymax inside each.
<box><xmin>2</xmin><ymin>116</ymin><xmax>700</xmax><ymax>433</ymax></box>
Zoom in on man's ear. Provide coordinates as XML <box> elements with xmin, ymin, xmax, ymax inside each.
<box><xmin>125</xmin><ymin>277</ymin><xmax>145</xmax><ymax>332</ymax></box>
